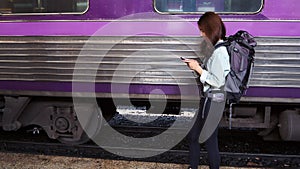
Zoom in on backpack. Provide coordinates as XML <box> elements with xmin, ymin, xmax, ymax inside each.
<box><xmin>215</xmin><ymin>30</ymin><xmax>257</xmax><ymax>104</ymax></box>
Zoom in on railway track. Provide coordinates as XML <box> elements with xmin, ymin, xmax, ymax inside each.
<box><xmin>0</xmin><ymin>125</ymin><xmax>299</xmax><ymax>168</ymax></box>
<box><xmin>0</xmin><ymin>139</ymin><xmax>299</xmax><ymax>168</ymax></box>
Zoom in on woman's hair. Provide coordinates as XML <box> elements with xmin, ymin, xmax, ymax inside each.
<box><xmin>197</xmin><ymin>12</ymin><xmax>226</xmax><ymax>46</ymax></box>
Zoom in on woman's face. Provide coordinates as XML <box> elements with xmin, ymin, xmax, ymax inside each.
<box><xmin>199</xmin><ymin>27</ymin><xmax>206</xmax><ymax>37</ymax></box>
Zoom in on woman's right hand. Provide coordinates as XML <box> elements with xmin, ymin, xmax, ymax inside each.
<box><xmin>183</xmin><ymin>59</ymin><xmax>203</xmax><ymax>75</ymax></box>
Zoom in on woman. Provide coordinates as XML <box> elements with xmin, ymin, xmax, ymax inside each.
<box><xmin>183</xmin><ymin>12</ymin><xmax>230</xmax><ymax>169</ymax></box>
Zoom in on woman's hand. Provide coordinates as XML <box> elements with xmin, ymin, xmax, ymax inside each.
<box><xmin>183</xmin><ymin>59</ymin><xmax>203</xmax><ymax>75</ymax></box>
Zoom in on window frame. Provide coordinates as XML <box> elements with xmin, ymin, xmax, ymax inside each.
<box><xmin>153</xmin><ymin>0</ymin><xmax>264</xmax><ymax>15</ymax></box>
<box><xmin>0</xmin><ymin>0</ymin><xmax>89</xmax><ymax>16</ymax></box>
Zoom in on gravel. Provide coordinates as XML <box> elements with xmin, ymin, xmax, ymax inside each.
<box><xmin>0</xmin><ymin>152</ymin><xmax>263</xmax><ymax>169</ymax></box>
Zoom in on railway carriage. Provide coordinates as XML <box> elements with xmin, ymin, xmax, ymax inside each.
<box><xmin>0</xmin><ymin>0</ymin><xmax>299</xmax><ymax>144</ymax></box>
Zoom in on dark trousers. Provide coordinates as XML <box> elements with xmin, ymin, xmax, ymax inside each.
<box><xmin>188</xmin><ymin>97</ymin><xmax>220</xmax><ymax>169</ymax></box>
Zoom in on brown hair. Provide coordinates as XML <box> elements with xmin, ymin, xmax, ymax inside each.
<box><xmin>197</xmin><ymin>12</ymin><xmax>226</xmax><ymax>46</ymax></box>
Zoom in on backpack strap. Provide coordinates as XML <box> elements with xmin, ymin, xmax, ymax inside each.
<box><xmin>202</xmin><ymin>41</ymin><xmax>229</xmax><ymax>69</ymax></box>
<box><xmin>214</xmin><ymin>41</ymin><xmax>228</xmax><ymax>49</ymax></box>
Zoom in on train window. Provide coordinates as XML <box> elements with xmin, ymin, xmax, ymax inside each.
<box><xmin>0</xmin><ymin>0</ymin><xmax>88</xmax><ymax>14</ymax></box>
<box><xmin>154</xmin><ymin>0</ymin><xmax>263</xmax><ymax>14</ymax></box>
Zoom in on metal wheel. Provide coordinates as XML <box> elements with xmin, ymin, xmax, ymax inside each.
<box><xmin>57</xmin><ymin>131</ymin><xmax>90</xmax><ymax>145</ymax></box>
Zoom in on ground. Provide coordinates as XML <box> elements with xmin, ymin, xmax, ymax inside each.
<box><xmin>0</xmin><ymin>152</ymin><xmax>264</xmax><ymax>169</ymax></box>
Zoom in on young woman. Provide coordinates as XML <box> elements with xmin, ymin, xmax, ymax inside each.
<box><xmin>183</xmin><ymin>12</ymin><xmax>230</xmax><ymax>169</ymax></box>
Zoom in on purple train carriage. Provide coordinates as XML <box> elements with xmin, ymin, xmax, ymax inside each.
<box><xmin>0</xmin><ymin>0</ymin><xmax>299</xmax><ymax>144</ymax></box>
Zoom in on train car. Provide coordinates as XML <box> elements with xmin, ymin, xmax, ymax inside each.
<box><xmin>0</xmin><ymin>0</ymin><xmax>299</xmax><ymax>144</ymax></box>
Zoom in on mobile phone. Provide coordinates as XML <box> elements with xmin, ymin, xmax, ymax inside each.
<box><xmin>180</xmin><ymin>56</ymin><xmax>187</xmax><ymax>60</ymax></box>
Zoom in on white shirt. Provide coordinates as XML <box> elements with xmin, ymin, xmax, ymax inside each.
<box><xmin>200</xmin><ymin>40</ymin><xmax>230</xmax><ymax>92</ymax></box>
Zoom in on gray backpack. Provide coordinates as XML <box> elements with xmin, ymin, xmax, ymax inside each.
<box><xmin>215</xmin><ymin>30</ymin><xmax>257</xmax><ymax>104</ymax></box>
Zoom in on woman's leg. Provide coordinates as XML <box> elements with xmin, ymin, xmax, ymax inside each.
<box><xmin>205</xmin><ymin>128</ymin><xmax>220</xmax><ymax>169</ymax></box>
<box><xmin>188</xmin><ymin>114</ymin><xmax>202</xmax><ymax>169</ymax></box>
<box><xmin>188</xmin><ymin>98</ymin><xmax>208</xmax><ymax>169</ymax></box>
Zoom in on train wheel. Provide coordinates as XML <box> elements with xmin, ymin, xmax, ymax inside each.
<box><xmin>48</xmin><ymin>99</ymin><xmax>117</xmax><ymax>145</ymax></box>
<box><xmin>57</xmin><ymin>132</ymin><xmax>90</xmax><ymax>145</ymax></box>
<box><xmin>278</xmin><ymin>109</ymin><xmax>300</xmax><ymax>141</ymax></box>
<box><xmin>51</xmin><ymin>106</ymin><xmax>93</xmax><ymax>145</ymax></box>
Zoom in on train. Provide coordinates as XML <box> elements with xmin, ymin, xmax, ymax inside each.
<box><xmin>0</xmin><ymin>0</ymin><xmax>299</xmax><ymax>145</ymax></box>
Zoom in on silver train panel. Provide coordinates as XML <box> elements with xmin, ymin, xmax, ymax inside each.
<box><xmin>0</xmin><ymin>36</ymin><xmax>205</xmax><ymax>85</ymax></box>
<box><xmin>251</xmin><ymin>37</ymin><xmax>300</xmax><ymax>88</ymax></box>
<box><xmin>0</xmin><ymin>36</ymin><xmax>299</xmax><ymax>92</ymax></box>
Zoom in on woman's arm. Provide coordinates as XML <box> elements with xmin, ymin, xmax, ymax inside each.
<box><xmin>183</xmin><ymin>47</ymin><xmax>230</xmax><ymax>88</ymax></box>
<box><xmin>183</xmin><ymin>59</ymin><xmax>203</xmax><ymax>75</ymax></box>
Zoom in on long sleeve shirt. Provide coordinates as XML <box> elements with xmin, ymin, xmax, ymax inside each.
<box><xmin>200</xmin><ymin>40</ymin><xmax>230</xmax><ymax>92</ymax></box>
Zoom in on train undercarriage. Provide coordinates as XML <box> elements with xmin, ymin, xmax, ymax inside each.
<box><xmin>0</xmin><ymin>95</ymin><xmax>299</xmax><ymax>145</ymax></box>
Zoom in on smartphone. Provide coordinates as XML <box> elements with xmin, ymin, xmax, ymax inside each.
<box><xmin>180</xmin><ymin>56</ymin><xmax>187</xmax><ymax>60</ymax></box>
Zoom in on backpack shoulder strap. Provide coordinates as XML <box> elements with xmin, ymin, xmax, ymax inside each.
<box><xmin>214</xmin><ymin>41</ymin><xmax>227</xmax><ymax>49</ymax></box>
<box><xmin>202</xmin><ymin>41</ymin><xmax>229</xmax><ymax>69</ymax></box>
<box><xmin>214</xmin><ymin>39</ymin><xmax>232</xmax><ymax>50</ymax></box>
